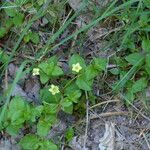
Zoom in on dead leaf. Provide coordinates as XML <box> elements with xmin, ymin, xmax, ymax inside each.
<box><xmin>99</xmin><ymin>122</ymin><xmax>115</xmax><ymax>150</ymax></box>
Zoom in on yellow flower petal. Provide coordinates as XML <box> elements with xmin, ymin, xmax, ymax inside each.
<box><xmin>32</xmin><ymin>68</ymin><xmax>40</xmax><ymax>76</ymax></box>
<box><xmin>72</xmin><ymin>63</ymin><xmax>82</xmax><ymax>73</ymax></box>
<box><xmin>49</xmin><ymin>84</ymin><xmax>60</xmax><ymax>95</ymax></box>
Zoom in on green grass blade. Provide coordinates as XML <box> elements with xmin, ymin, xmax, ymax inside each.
<box><xmin>113</xmin><ymin>58</ymin><xmax>144</xmax><ymax>91</ymax></box>
<box><xmin>38</xmin><ymin>0</ymin><xmax>139</xmax><ymax>59</ymax></box>
<box><xmin>1</xmin><ymin>1</ymin><xmax>51</xmax><ymax>77</ymax></box>
<box><xmin>35</xmin><ymin>1</ymin><xmax>89</xmax><ymax>59</ymax></box>
<box><xmin>0</xmin><ymin>61</ymin><xmax>29</xmax><ymax>124</ymax></box>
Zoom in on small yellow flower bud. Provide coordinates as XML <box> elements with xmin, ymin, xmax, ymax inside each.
<box><xmin>49</xmin><ymin>84</ymin><xmax>60</xmax><ymax>95</ymax></box>
<box><xmin>32</xmin><ymin>68</ymin><xmax>40</xmax><ymax>76</ymax></box>
<box><xmin>72</xmin><ymin>63</ymin><xmax>82</xmax><ymax>73</ymax></box>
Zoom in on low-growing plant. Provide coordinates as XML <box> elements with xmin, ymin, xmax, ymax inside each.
<box><xmin>0</xmin><ymin>54</ymin><xmax>107</xmax><ymax>149</ymax></box>
<box><xmin>106</xmin><ymin>0</ymin><xmax>150</xmax><ymax>106</ymax></box>
<box><xmin>0</xmin><ymin>0</ymin><xmax>66</xmax><ymax>40</ymax></box>
<box><xmin>110</xmin><ymin>37</ymin><xmax>150</xmax><ymax>105</ymax></box>
<box><xmin>0</xmin><ymin>0</ymin><xmax>149</xmax><ymax>149</ymax></box>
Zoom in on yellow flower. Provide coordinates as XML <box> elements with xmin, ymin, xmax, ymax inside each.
<box><xmin>49</xmin><ymin>84</ymin><xmax>60</xmax><ymax>95</ymax></box>
<box><xmin>32</xmin><ymin>68</ymin><xmax>40</xmax><ymax>76</ymax></box>
<box><xmin>72</xmin><ymin>63</ymin><xmax>82</xmax><ymax>73</ymax></box>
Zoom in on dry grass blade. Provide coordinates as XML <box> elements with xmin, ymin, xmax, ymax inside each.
<box><xmin>83</xmin><ymin>91</ymin><xmax>89</xmax><ymax>150</ymax></box>
<box><xmin>143</xmin><ymin>133</ymin><xmax>150</xmax><ymax>150</ymax></box>
<box><xmin>90</xmin><ymin>100</ymin><xmax>120</xmax><ymax>109</ymax></box>
<box><xmin>121</xmin><ymin>94</ymin><xmax>150</xmax><ymax>122</ymax></box>
<box><xmin>90</xmin><ymin>111</ymin><xmax>129</xmax><ymax>120</ymax></box>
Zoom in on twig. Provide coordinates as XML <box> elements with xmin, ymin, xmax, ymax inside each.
<box><xmin>21</xmin><ymin>54</ymin><xmax>35</xmax><ymax>60</ymax></box>
<box><xmin>4</xmin><ymin>69</ymin><xmax>8</xmax><ymax>90</ymax></box>
<box><xmin>90</xmin><ymin>26</ymin><xmax>123</xmax><ymax>41</ymax></box>
<box><xmin>143</xmin><ymin>133</ymin><xmax>150</xmax><ymax>150</ymax></box>
<box><xmin>139</xmin><ymin>129</ymin><xmax>147</xmax><ymax>137</ymax></box>
<box><xmin>83</xmin><ymin>91</ymin><xmax>89</xmax><ymax>150</ymax></box>
<box><xmin>132</xmin><ymin>107</ymin><xmax>144</xmax><ymax>124</ymax></box>
<box><xmin>89</xmin><ymin>108</ymin><xmax>105</xmax><ymax>123</ymax></box>
<box><xmin>69</xmin><ymin>28</ymin><xmax>78</xmax><ymax>56</ymax></box>
<box><xmin>0</xmin><ymin>43</ymin><xmax>35</xmax><ymax>60</ymax></box>
<box><xmin>103</xmin><ymin>26</ymin><xmax>123</xmax><ymax>38</ymax></box>
<box><xmin>90</xmin><ymin>99</ymin><xmax>120</xmax><ymax>109</ymax></box>
<box><xmin>90</xmin><ymin>111</ymin><xmax>129</xmax><ymax>120</ymax></box>
<box><xmin>111</xmin><ymin>122</ymin><xmax>115</xmax><ymax>150</ymax></box>
<box><xmin>121</xmin><ymin>94</ymin><xmax>150</xmax><ymax>122</ymax></box>
<box><xmin>62</xmin><ymin>10</ymin><xmax>73</xmax><ymax>26</ymax></box>
<box><xmin>75</xmin><ymin>111</ymin><xmax>128</xmax><ymax>126</ymax></box>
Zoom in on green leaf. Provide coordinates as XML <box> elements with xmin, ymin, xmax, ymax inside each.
<box><xmin>139</xmin><ymin>14</ymin><xmax>149</xmax><ymax>26</ymax></box>
<box><xmin>88</xmin><ymin>91</ymin><xmax>96</xmax><ymax>104</ymax></box>
<box><xmin>39</xmin><ymin>62</ymin><xmax>54</xmax><ymax>76</ymax></box>
<box><xmin>37</xmin><ymin>0</ymin><xmax>46</xmax><ymax>6</ymax></box>
<box><xmin>44</xmin><ymin>115</ymin><xmax>57</xmax><ymax>124</ymax></box>
<box><xmin>30</xmin><ymin>32</ymin><xmax>40</xmax><ymax>44</ymax></box>
<box><xmin>84</xmin><ymin>65</ymin><xmax>99</xmax><ymax>80</ymax></box>
<box><xmin>40</xmin><ymin>88</ymin><xmax>53</xmax><ymax>103</ymax></box>
<box><xmin>109</xmin><ymin>68</ymin><xmax>120</xmax><ymax>75</ymax></box>
<box><xmin>40</xmin><ymin>140</ymin><xmax>58</xmax><ymax>150</ymax></box>
<box><xmin>47</xmin><ymin>56</ymin><xmax>58</xmax><ymax>65</ymax></box>
<box><xmin>76</xmin><ymin>76</ymin><xmax>92</xmax><ymax>91</ymax></box>
<box><xmin>125</xmin><ymin>53</ymin><xmax>144</xmax><ymax>65</ymax></box>
<box><xmin>52</xmin><ymin>66</ymin><xmax>63</xmax><ymax>76</ymax></box>
<box><xmin>93</xmin><ymin>57</ymin><xmax>107</xmax><ymax>71</ymax></box>
<box><xmin>10</xmin><ymin>113</ymin><xmax>25</xmax><ymax>125</ymax></box>
<box><xmin>119</xmin><ymin>70</ymin><xmax>127</xmax><ymax>79</ymax></box>
<box><xmin>8</xmin><ymin>96</ymin><xmax>27</xmax><ymax>125</ymax></box>
<box><xmin>15</xmin><ymin>0</ymin><xmax>29</xmax><ymax>6</ymax></box>
<box><xmin>113</xmin><ymin>58</ymin><xmax>144</xmax><ymax>91</ymax></box>
<box><xmin>64</xmin><ymin>82</ymin><xmax>79</xmax><ymax>95</ymax></box>
<box><xmin>24</xmin><ymin>34</ymin><xmax>30</xmax><ymax>43</ymax></box>
<box><xmin>123</xmin><ymin>38</ymin><xmax>135</xmax><ymax>49</ymax></box>
<box><xmin>39</xmin><ymin>72</ymin><xmax>49</xmax><ymax>84</ymax></box>
<box><xmin>132</xmin><ymin>78</ymin><xmax>147</xmax><ymax>93</ymax></box>
<box><xmin>61</xmin><ymin>99</ymin><xmax>73</xmax><ymax>114</ymax></box>
<box><xmin>5</xmin><ymin>19</ymin><xmax>13</xmax><ymax>28</ymax></box>
<box><xmin>30</xmin><ymin>106</ymin><xmax>43</xmax><ymax>122</ymax></box>
<box><xmin>39</xmin><ymin>60</ymin><xmax>63</xmax><ymax>82</ymax></box>
<box><xmin>0</xmin><ymin>27</ymin><xmax>7</xmax><ymax>38</ymax></box>
<box><xmin>142</xmin><ymin>38</ymin><xmax>150</xmax><ymax>52</ymax></box>
<box><xmin>38</xmin><ymin>56</ymin><xmax>60</xmax><ymax>76</ymax></box>
<box><xmin>143</xmin><ymin>0</ymin><xmax>150</xmax><ymax>8</ymax></box>
<box><xmin>40</xmin><ymin>88</ymin><xmax>61</xmax><ymax>103</ymax></box>
<box><xmin>37</xmin><ymin>114</ymin><xmax>57</xmax><ymax>137</ymax></box>
<box><xmin>24</xmin><ymin>32</ymin><xmax>40</xmax><ymax>44</ymax></box>
<box><xmin>37</xmin><ymin>119</ymin><xmax>51</xmax><ymax>137</ymax></box>
<box><xmin>4</xmin><ymin>3</ymin><xmax>17</xmax><ymax>17</ymax></box>
<box><xmin>19</xmin><ymin>134</ymin><xmax>40</xmax><ymax>150</ymax></box>
<box><xmin>115</xmin><ymin>57</ymin><xmax>128</xmax><ymax>68</ymax></box>
<box><xmin>69</xmin><ymin>54</ymin><xmax>86</xmax><ymax>69</ymax></box>
<box><xmin>145</xmin><ymin>54</ymin><xmax>150</xmax><ymax>75</ymax></box>
<box><xmin>67</xmin><ymin>90</ymin><xmax>82</xmax><ymax>103</ymax></box>
<box><xmin>65</xmin><ymin>128</ymin><xmax>74</xmax><ymax>142</ymax></box>
<box><xmin>0</xmin><ymin>49</ymin><xmax>9</xmax><ymax>63</ymax></box>
<box><xmin>13</xmin><ymin>13</ymin><xmax>24</xmax><ymax>26</ymax></box>
<box><xmin>125</xmin><ymin>90</ymin><xmax>135</xmax><ymax>104</ymax></box>
<box><xmin>6</xmin><ymin>124</ymin><xmax>23</xmax><ymax>136</ymax></box>
<box><xmin>43</xmin><ymin>102</ymin><xmax>58</xmax><ymax>114</ymax></box>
